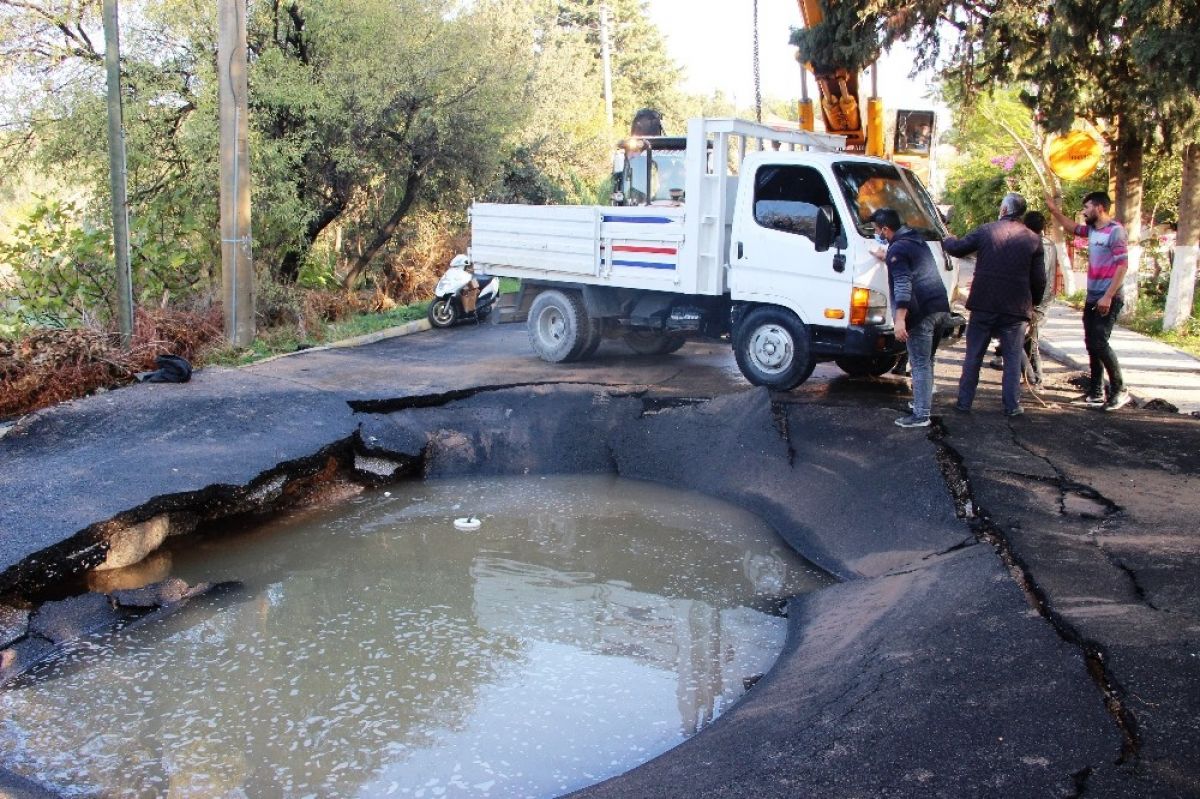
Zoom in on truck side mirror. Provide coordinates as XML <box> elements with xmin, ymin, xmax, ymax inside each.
<box><xmin>814</xmin><ymin>206</ymin><xmax>837</xmax><ymax>253</ymax></box>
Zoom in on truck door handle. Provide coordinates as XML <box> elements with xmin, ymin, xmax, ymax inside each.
<box><xmin>737</xmin><ymin>242</ymin><xmax>744</xmax><ymax>259</ymax></box>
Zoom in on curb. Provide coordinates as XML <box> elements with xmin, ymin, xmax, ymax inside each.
<box><xmin>1037</xmin><ymin>339</ymin><xmax>1154</xmax><ymax>407</ymax></box>
<box><xmin>1036</xmin><ymin>339</ymin><xmax>1086</xmax><ymax>373</ymax></box>
<box><xmin>245</xmin><ymin>319</ymin><xmax>432</xmax><ymax>368</ymax></box>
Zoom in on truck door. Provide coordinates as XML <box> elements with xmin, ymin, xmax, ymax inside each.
<box><xmin>729</xmin><ymin>163</ymin><xmax>846</xmax><ymax>323</ymax></box>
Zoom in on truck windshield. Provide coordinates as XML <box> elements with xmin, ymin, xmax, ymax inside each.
<box><xmin>832</xmin><ymin>161</ymin><xmax>943</xmax><ymax>241</ymax></box>
<box><xmin>626</xmin><ymin>150</ymin><xmax>687</xmax><ymax>203</ymax></box>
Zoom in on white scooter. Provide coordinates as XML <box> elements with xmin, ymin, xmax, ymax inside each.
<box><xmin>427</xmin><ymin>254</ymin><xmax>500</xmax><ymax>329</ymax></box>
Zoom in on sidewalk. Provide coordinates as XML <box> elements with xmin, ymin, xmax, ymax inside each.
<box><xmin>1037</xmin><ymin>301</ymin><xmax>1200</xmax><ymax>415</ymax></box>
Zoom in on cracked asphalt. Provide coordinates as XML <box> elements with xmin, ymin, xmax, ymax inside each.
<box><xmin>1</xmin><ymin>322</ymin><xmax>1197</xmax><ymax>798</ymax></box>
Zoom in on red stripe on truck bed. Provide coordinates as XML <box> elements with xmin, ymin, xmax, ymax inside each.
<box><xmin>612</xmin><ymin>245</ymin><xmax>677</xmax><ymax>255</ymax></box>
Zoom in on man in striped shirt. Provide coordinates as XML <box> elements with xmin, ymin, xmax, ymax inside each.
<box><xmin>1045</xmin><ymin>191</ymin><xmax>1131</xmax><ymax>411</ymax></box>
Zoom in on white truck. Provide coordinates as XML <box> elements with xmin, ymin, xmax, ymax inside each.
<box><xmin>469</xmin><ymin>117</ymin><xmax>962</xmax><ymax>390</ymax></box>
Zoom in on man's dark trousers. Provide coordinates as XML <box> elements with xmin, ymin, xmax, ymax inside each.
<box><xmin>1083</xmin><ymin>297</ymin><xmax>1125</xmax><ymax>398</ymax></box>
<box><xmin>958</xmin><ymin>311</ymin><xmax>1027</xmax><ymax>414</ymax></box>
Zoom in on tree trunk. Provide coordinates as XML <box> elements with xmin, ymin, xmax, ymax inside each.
<box><xmin>278</xmin><ymin>198</ymin><xmax>347</xmax><ymax>282</ymax></box>
<box><xmin>1163</xmin><ymin>142</ymin><xmax>1200</xmax><ymax>331</ymax></box>
<box><xmin>342</xmin><ymin>168</ymin><xmax>424</xmax><ymax>289</ymax></box>
<box><xmin>1113</xmin><ymin>120</ymin><xmax>1144</xmax><ymax>317</ymax></box>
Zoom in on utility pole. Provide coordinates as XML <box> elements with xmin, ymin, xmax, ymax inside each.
<box><xmin>102</xmin><ymin>0</ymin><xmax>134</xmax><ymax>347</ymax></box>
<box><xmin>218</xmin><ymin>0</ymin><xmax>255</xmax><ymax>345</ymax></box>
<box><xmin>599</xmin><ymin>2</ymin><xmax>614</xmax><ymax>130</ymax></box>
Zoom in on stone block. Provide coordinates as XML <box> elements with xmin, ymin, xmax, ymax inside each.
<box><xmin>0</xmin><ymin>604</ymin><xmax>30</xmax><ymax>648</ymax></box>
<box><xmin>110</xmin><ymin>577</ymin><xmax>193</xmax><ymax>609</ymax></box>
<box><xmin>27</xmin><ymin>592</ymin><xmax>118</xmax><ymax>645</ymax></box>
<box><xmin>96</xmin><ymin>514</ymin><xmax>170</xmax><ymax>571</ymax></box>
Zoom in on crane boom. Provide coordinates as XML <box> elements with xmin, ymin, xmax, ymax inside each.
<box><xmin>795</xmin><ymin>0</ymin><xmax>882</xmax><ymax>156</ymax></box>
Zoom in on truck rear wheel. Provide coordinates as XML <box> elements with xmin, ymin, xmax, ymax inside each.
<box><xmin>733</xmin><ymin>307</ymin><xmax>815</xmax><ymax>390</ymax></box>
<box><xmin>623</xmin><ymin>330</ymin><xmax>686</xmax><ymax>355</ymax></box>
<box><xmin>835</xmin><ymin>355</ymin><xmax>900</xmax><ymax>377</ymax></box>
<box><xmin>527</xmin><ymin>289</ymin><xmax>590</xmax><ymax>363</ymax></box>
<box><xmin>578</xmin><ymin>318</ymin><xmax>604</xmax><ymax>360</ymax></box>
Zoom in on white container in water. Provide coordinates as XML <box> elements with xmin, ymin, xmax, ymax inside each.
<box><xmin>454</xmin><ymin>516</ymin><xmax>482</xmax><ymax>531</ymax></box>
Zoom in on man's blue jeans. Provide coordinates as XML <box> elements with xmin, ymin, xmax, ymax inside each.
<box><xmin>908</xmin><ymin>312</ymin><xmax>950</xmax><ymax>419</ymax></box>
<box><xmin>958</xmin><ymin>312</ymin><xmax>1027</xmax><ymax>413</ymax></box>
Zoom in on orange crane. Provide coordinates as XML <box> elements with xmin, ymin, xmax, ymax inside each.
<box><xmin>793</xmin><ymin>0</ymin><xmax>937</xmax><ymax>187</ymax></box>
<box><xmin>794</xmin><ymin>0</ymin><xmax>885</xmax><ymax>156</ymax></box>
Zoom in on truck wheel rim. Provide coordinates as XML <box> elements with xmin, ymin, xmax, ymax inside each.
<box><xmin>536</xmin><ymin>306</ymin><xmax>566</xmax><ymax>344</ymax></box>
<box><xmin>432</xmin><ymin>300</ymin><xmax>454</xmax><ymax>325</ymax></box>
<box><xmin>748</xmin><ymin>324</ymin><xmax>794</xmax><ymax>374</ymax></box>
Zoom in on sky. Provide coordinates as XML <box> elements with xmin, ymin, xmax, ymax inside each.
<box><xmin>645</xmin><ymin>0</ymin><xmax>944</xmax><ymax>115</ymax></box>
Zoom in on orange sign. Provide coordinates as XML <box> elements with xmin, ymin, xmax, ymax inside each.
<box><xmin>1046</xmin><ymin>130</ymin><xmax>1104</xmax><ymax>181</ymax></box>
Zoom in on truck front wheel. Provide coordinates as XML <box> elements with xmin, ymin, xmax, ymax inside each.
<box><xmin>528</xmin><ymin>289</ymin><xmax>590</xmax><ymax>363</ymax></box>
<box><xmin>733</xmin><ymin>307</ymin><xmax>815</xmax><ymax>390</ymax></box>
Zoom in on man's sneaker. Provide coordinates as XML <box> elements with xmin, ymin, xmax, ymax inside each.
<box><xmin>1004</xmin><ymin>406</ymin><xmax>1025</xmax><ymax>417</ymax></box>
<box><xmin>895</xmin><ymin>414</ymin><xmax>931</xmax><ymax>428</ymax></box>
<box><xmin>1070</xmin><ymin>394</ymin><xmax>1105</xmax><ymax>407</ymax></box>
<box><xmin>1104</xmin><ymin>391</ymin><xmax>1132</xmax><ymax>411</ymax></box>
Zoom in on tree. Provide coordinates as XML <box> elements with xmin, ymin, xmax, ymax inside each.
<box><xmin>1</xmin><ymin>0</ymin><xmax>222</xmax><ymax>318</ymax></box>
<box><xmin>553</xmin><ymin>0</ymin><xmax>682</xmax><ymax>128</ymax></box>
<box><xmin>0</xmin><ymin>0</ymin><xmax>546</xmax><ymax>303</ymax></box>
<box><xmin>787</xmin><ymin>0</ymin><xmax>1200</xmax><ymax>316</ymax></box>
<box><xmin>1123</xmin><ymin>0</ymin><xmax>1200</xmax><ymax>331</ymax></box>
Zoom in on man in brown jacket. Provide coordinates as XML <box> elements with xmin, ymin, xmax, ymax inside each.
<box><xmin>943</xmin><ymin>192</ymin><xmax>1046</xmax><ymax>417</ymax></box>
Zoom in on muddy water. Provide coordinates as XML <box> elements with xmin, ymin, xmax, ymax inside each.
<box><xmin>1</xmin><ymin>474</ymin><xmax>830</xmax><ymax>798</ymax></box>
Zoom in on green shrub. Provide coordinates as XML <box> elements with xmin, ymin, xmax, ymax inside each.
<box><xmin>0</xmin><ymin>198</ymin><xmax>115</xmax><ymax>337</ymax></box>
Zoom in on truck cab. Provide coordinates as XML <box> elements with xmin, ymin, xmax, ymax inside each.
<box><xmin>611</xmin><ymin>136</ymin><xmax>689</xmax><ymax>206</ymax></box>
<box><xmin>728</xmin><ymin>149</ymin><xmax>958</xmax><ymax>384</ymax></box>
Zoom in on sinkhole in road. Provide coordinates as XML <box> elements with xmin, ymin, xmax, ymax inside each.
<box><xmin>1</xmin><ymin>473</ymin><xmax>830</xmax><ymax>799</ymax></box>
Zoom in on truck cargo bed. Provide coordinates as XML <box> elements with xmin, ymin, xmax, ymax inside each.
<box><xmin>470</xmin><ymin>203</ymin><xmax>702</xmax><ymax>294</ymax></box>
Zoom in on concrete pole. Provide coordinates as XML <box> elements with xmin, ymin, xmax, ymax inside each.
<box><xmin>600</xmin><ymin>3</ymin><xmax>614</xmax><ymax>130</ymax></box>
<box><xmin>218</xmin><ymin>0</ymin><xmax>255</xmax><ymax>345</ymax></box>
<box><xmin>102</xmin><ymin>0</ymin><xmax>134</xmax><ymax>346</ymax></box>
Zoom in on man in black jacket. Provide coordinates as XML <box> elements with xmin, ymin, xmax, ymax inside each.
<box><xmin>871</xmin><ymin>208</ymin><xmax>952</xmax><ymax>428</ymax></box>
<box><xmin>944</xmin><ymin>192</ymin><xmax>1046</xmax><ymax>417</ymax></box>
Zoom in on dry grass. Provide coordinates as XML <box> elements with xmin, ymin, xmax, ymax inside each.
<box><xmin>0</xmin><ymin>306</ymin><xmax>223</xmax><ymax>419</ymax></box>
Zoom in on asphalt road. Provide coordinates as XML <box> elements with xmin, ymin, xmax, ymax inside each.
<box><xmin>1</xmin><ymin>322</ymin><xmax>1197</xmax><ymax>798</ymax></box>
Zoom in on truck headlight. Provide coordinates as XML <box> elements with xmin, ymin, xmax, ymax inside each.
<box><xmin>850</xmin><ymin>287</ymin><xmax>889</xmax><ymax>327</ymax></box>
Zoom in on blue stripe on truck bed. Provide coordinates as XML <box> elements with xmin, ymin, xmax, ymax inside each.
<box><xmin>601</xmin><ymin>215</ymin><xmax>674</xmax><ymax>224</ymax></box>
<box><xmin>610</xmin><ymin>259</ymin><xmax>676</xmax><ymax>270</ymax></box>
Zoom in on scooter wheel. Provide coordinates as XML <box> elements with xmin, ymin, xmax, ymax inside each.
<box><xmin>428</xmin><ymin>298</ymin><xmax>458</xmax><ymax>328</ymax></box>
